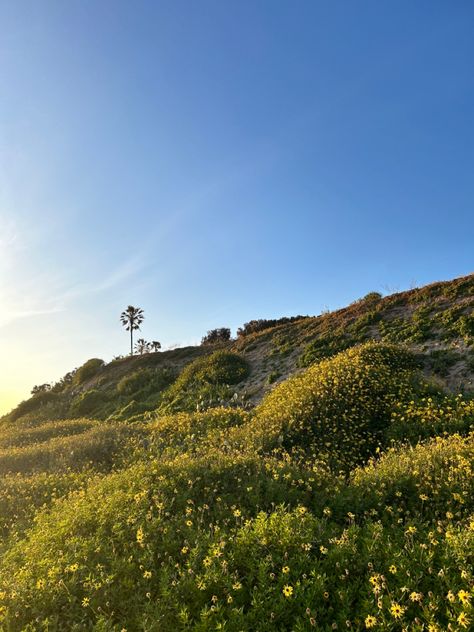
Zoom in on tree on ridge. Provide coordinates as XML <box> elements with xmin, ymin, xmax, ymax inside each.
<box><xmin>134</xmin><ymin>338</ymin><xmax>149</xmax><ymax>355</ymax></box>
<box><xmin>120</xmin><ymin>306</ymin><xmax>145</xmax><ymax>356</ymax></box>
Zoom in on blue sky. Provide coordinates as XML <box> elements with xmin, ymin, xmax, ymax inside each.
<box><xmin>1</xmin><ymin>1</ymin><xmax>473</xmax><ymax>413</ymax></box>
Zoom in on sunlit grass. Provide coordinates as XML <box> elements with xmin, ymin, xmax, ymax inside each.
<box><xmin>0</xmin><ymin>341</ymin><xmax>472</xmax><ymax>630</ymax></box>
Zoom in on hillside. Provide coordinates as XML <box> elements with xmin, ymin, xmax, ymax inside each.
<box><xmin>3</xmin><ymin>273</ymin><xmax>473</xmax><ymax>428</ymax></box>
<box><xmin>0</xmin><ymin>274</ymin><xmax>473</xmax><ymax>631</ymax></box>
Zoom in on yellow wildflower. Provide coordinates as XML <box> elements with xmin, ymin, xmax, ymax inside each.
<box><xmin>390</xmin><ymin>603</ymin><xmax>406</xmax><ymax>619</ymax></box>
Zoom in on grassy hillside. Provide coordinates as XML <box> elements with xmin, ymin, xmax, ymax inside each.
<box><xmin>3</xmin><ymin>274</ymin><xmax>472</xmax><ymax>429</ymax></box>
<box><xmin>0</xmin><ymin>274</ymin><xmax>473</xmax><ymax>630</ymax></box>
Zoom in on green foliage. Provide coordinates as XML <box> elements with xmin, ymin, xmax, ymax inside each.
<box><xmin>7</xmin><ymin>390</ymin><xmax>62</xmax><ymax>422</ymax></box>
<box><xmin>116</xmin><ymin>367</ymin><xmax>175</xmax><ymax>396</ymax></box>
<box><xmin>159</xmin><ymin>351</ymin><xmax>250</xmax><ymax>413</ymax></box>
<box><xmin>435</xmin><ymin>306</ymin><xmax>474</xmax><ymax>344</ymax></box>
<box><xmin>298</xmin><ymin>332</ymin><xmax>354</xmax><ymax>366</ymax></box>
<box><xmin>0</xmin><ymin>425</ymin><xmax>472</xmax><ymax>630</ymax></box>
<box><xmin>73</xmin><ymin>358</ymin><xmax>105</xmax><ymax>385</ymax></box>
<box><xmin>256</xmin><ymin>343</ymin><xmax>424</xmax><ymax>472</ymax></box>
<box><xmin>0</xmin><ymin>418</ymin><xmax>98</xmax><ymax>450</ymax></box>
<box><xmin>350</xmin><ymin>432</ymin><xmax>474</xmax><ymax>521</ymax></box>
<box><xmin>0</xmin><ymin>469</ymin><xmax>95</xmax><ymax>539</ymax></box>
<box><xmin>358</xmin><ymin>291</ymin><xmax>383</xmax><ymax>303</ymax></box>
<box><xmin>201</xmin><ymin>327</ymin><xmax>231</xmax><ymax>345</ymax></box>
<box><xmin>364</xmin><ymin>290</ymin><xmax>382</xmax><ymax>301</ymax></box>
<box><xmin>270</xmin><ymin>332</ymin><xmax>294</xmax><ymax>356</ymax></box>
<box><xmin>0</xmin><ymin>274</ymin><xmax>473</xmax><ymax>630</ymax></box>
<box><xmin>379</xmin><ymin>306</ymin><xmax>432</xmax><ymax>343</ymax></box>
<box><xmin>237</xmin><ymin>316</ymin><xmax>308</xmax><ymax>338</ymax></box>
<box><xmin>70</xmin><ymin>389</ymin><xmax>110</xmax><ymax>416</ymax></box>
<box><xmin>425</xmin><ymin>348</ymin><xmax>461</xmax><ymax>376</ymax></box>
<box><xmin>267</xmin><ymin>370</ymin><xmax>281</xmax><ymax>384</ymax></box>
<box><xmin>0</xmin><ymin>422</ymin><xmax>140</xmax><ymax>475</ymax></box>
<box><xmin>467</xmin><ymin>350</ymin><xmax>474</xmax><ymax>373</ymax></box>
<box><xmin>297</xmin><ymin>312</ymin><xmax>385</xmax><ymax>367</ymax></box>
<box><xmin>30</xmin><ymin>383</ymin><xmax>51</xmax><ymax>395</ymax></box>
<box><xmin>386</xmin><ymin>395</ymin><xmax>474</xmax><ymax>444</ymax></box>
<box><xmin>148</xmin><ymin>407</ymin><xmax>250</xmax><ymax>456</ymax></box>
<box><xmin>50</xmin><ymin>369</ymin><xmax>77</xmax><ymax>393</ymax></box>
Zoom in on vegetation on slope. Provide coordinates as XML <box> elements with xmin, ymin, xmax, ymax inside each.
<box><xmin>0</xmin><ymin>275</ymin><xmax>473</xmax><ymax>630</ymax></box>
<box><xmin>2</xmin><ymin>274</ymin><xmax>473</xmax><ymax>428</ymax></box>
<box><xmin>0</xmin><ymin>337</ymin><xmax>473</xmax><ymax>629</ymax></box>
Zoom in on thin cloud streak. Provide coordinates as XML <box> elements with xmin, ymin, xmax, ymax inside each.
<box><xmin>0</xmin><ymin>306</ymin><xmax>65</xmax><ymax>329</ymax></box>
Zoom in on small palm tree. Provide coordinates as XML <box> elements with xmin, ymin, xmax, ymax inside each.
<box><xmin>150</xmin><ymin>340</ymin><xmax>161</xmax><ymax>352</ymax></box>
<box><xmin>134</xmin><ymin>338</ymin><xmax>149</xmax><ymax>355</ymax></box>
<box><xmin>120</xmin><ymin>306</ymin><xmax>144</xmax><ymax>356</ymax></box>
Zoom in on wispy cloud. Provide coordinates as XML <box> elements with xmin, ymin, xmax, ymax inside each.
<box><xmin>56</xmin><ymin>254</ymin><xmax>147</xmax><ymax>303</ymax></box>
<box><xmin>0</xmin><ymin>306</ymin><xmax>65</xmax><ymax>328</ymax></box>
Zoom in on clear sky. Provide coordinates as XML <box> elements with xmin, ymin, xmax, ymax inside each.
<box><xmin>1</xmin><ymin>1</ymin><xmax>473</xmax><ymax>414</ymax></box>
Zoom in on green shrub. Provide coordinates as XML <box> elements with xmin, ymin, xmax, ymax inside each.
<box><xmin>237</xmin><ymin>316</ymin><xmax>308</xmax><ymax>338</ymax></box>
<box><xmin>117</xmin><ymin>367</ymin><xmax>175</xmax><ymax>396</ymax></box>
<box><xmin>250</xmin><ymin>343</ymin><xmax>426</xmax><ymax>471</ymax></box>
<box><xmin>74</xmin><ymin>358</ymin><xmax>105</xmax><ymax>385</ymax></box>
<box><xmin>7</xmin><ymin>390</ymin><xmax>61</xmax><ymax>422</ymax></box>
<box><xmin>351</xmin><ymin>310</ymin><xmax>382</xmax><ymax>331</ymax></box>
<box><xmin>298</xmin><ymin>333</ymin><xmax>353</xmax><ymax>366</ymax></box>
<box><xmin>360</xmin><ymin>291</ymin><xmax>383</xmax><ymax>303</ymax></box>
<box><xmin>425</xmin><ymin>348</ymin><xmax>460</xmax><ymax>376</ymax></box>
<box><xmin>182</xmin><ymin>351</ymin><xmax>249</xmax><ymax>386</ymax></box>
<box><xmin>0</xmin><ymin>418</ymin><xmax>98</xmax><ymax>450</ymax></box>
<box><xmin>267</xmin><ymin>370</ymin><xmax>281</xmax><ymax>384</ymax></box>
<box><xmin>201</xmin><ymin>327</ymin><xmax>231</xmax><ymax>345</ymax></box>
<box><xmin>271</xmin><ymin>332</ymin><xmax>294</xmax><ymax>356</ymax></box>
<box><xmin>0</xmin><ymin>423</ymin><xmax>140</xmax><ymax>475</ymax></box>
<box><xmin>349</xmin><ymin>432</ymin><xmax>474</xmax><ymax>521</ymax></box>
<box><xmin>70</xmin><ymin>389</ymin><xmax>109</xmax><ymax>416</ymax></box>
<box><xmin>385</xmin><ymin>395</ymin><xmax>474</xmax><ymax>444</ymax></box>
<box><xmin>436</xmin><ymin>306</ymin><xmax>474</xmax><ymax>343</ymax></box>
<box><xmin>0</xmin><ymin>469</ymin><xmax>95</xmax><ymax>537</ymax></box>
<box><xmin>0</xmin><ymin>432</ymin><xmax>472</xmax><ymax>631</ymax></box>
<box><xmin>159</xmin><ymin>351</ymin><xmax>250</xmax><ymax>413</ymax></box>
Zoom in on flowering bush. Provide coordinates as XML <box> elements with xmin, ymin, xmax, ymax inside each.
<box><xmin>0</xmin><ymin>342</ymin><xmax>472</xmax><ymax>630</ymax></box>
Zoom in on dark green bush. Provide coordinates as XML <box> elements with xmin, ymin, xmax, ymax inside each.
<box><xmin>70</xmin><ymin>389</ymin><xmax>109</xmax><ymax>416</ymax></box>
<box><xmin>237</xmin><ymin>316</ymin><xmax>308</xmax><ymax>338</ymax></box>
<box><xmin>267</xmin><ymin>370</ymin><xmax>281</xmax><ymax>384</ymax></box>
<box><xmin>159</xmin><ymin>351</ymin><xmax>250</xmax><ymax>413</ymax></box>
<box><xmin>425</xmin><ymin>349</ymin><xmax>460</xmax><ymax>377</ymax></box>
<box><xmin>360</xmin><ymin>291</ymin><xmax>383</xmax><ymax>303</ymax></box>
<box><xmin>74</xmin><ymin>358</ymin><xmax>105</xmax><ymax>385</ymax></box>
<box><xmin>175</xmin><ymin>351</ymin><xmax>249</xmax><ymax>387</ymax></box>
<box><xmin>117</xmin><ymin>368</ymin><xmax>175</xmax><ymax>396</ymax></box>
<box><xmin>201</xmin><ymin>327</ymin><xmax>231</xmax><ymax>345</ymax></box>
<box><xmin>298</xmin><ymin>334</ymin><xmax>353</xmax><ymax>367</ymax></box>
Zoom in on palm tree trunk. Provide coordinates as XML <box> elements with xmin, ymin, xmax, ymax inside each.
<box><xmin>130</xmin><ymin>329</ymin><xmax>133</xmax><ymax>356</ymax></box>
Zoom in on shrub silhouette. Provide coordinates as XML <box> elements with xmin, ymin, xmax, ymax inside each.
<box><xmin>201</xmin><ymin>327</ymin><xmax>231</xmax><ymax>345</ymax></box>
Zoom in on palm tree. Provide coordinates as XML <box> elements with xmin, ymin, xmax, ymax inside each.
<box><xmin>134</xmin><ymin>338</ymin><xmax>149</xmax><ymax>355</ymax></box>
<box><xmin>150</xmin><ymin>340</ymin><xmax>161</xmax><ymax>352</ymax></box>
<box><xmin>120</xmin><ymin>306</ymin><xmax>144</xmax><ymax>356</ymax></box>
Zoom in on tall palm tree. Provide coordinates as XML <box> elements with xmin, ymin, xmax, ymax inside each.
<box><xmin>120</xmin><ymin>306</ymin><xmax>144</xmax><ymax>356</ymax></box>
<box><xmin>150</xmin><ymin>340</ymin><xmax>161</xmax><ymax>352</ymax></box>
